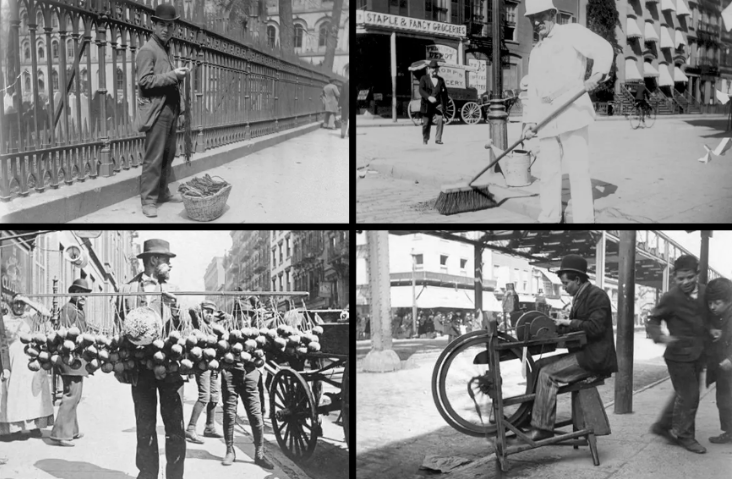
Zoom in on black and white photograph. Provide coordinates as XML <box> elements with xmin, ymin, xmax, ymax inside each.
<box><xmin>357</xmin><ymin>230</ymin><xmax>731</xmax><ymax>478</ymax></box>
<box><xmin>356</xmin><ymin>0</ymin><xmax>732</xmax><ymax>223</ymax></box>
<box><xmin>0</xmin><ymin>229</ymin><xmax>350</xmax><ymax>478</ymax></box>
<box><xmin>0</xmin><ymin>0</ymin><xmax>349</xmax><ymax>223</ymax></box>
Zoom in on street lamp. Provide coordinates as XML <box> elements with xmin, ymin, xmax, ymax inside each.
<box><xmin>487</xmin><ymin>0</ymin><xmax>508</xmax><ymax>163</ymax></box>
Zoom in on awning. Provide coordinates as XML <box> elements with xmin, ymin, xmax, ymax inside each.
<box><xmin>676</xmin><ymin>0</ymin><xmax>691</xmax><ymax>16</ymax></box>
<box><xmin>646</xmin><ymin>0</ymin><xmax>658</xmax><ymax>4</ymax></box>
<box><xmin>675</xmin><ymin>30</ymin><xmax>687</xmax><ymax>47</ymax></box>
<box><xmin>625</xmin><ymin>58</ymin><xmax>644</xmax><ymax>82</ymax></box>
<box><xmin>674</xmin><ymin>66</ymin><xmax>689</xmax><ymax>82</ymax></box>
<box><xmin>627</xmin><ymin>18</ymin><xmax>643</xmax><ymax>39</ymax></box>
<box><xmin>518</xmin><ymin>294</ymin><xmax>536</xmax><ymax>304</ymax></box>
<box><xmin>658</xmin><ymin>64</ymin><xmax>675</xmax><ymax>86</ymax></box>
<box><xmin>644</xmin><ymin>22</ymin><xmax>659</xmax><ymax>42</ymax></box>
<box><xmin>661</xmin><ymin>0</ymin><xmax>676</xmax><ymax>11</ymax></box>
<box><xmin>644</xmin><ymin>62</ymin><xmax>660</xmax><ymax>77</ymax></box>
<box><xmin>660</xmin><ymin>27</ymin><xmax>675</xmax><ymax>49</ymax></box>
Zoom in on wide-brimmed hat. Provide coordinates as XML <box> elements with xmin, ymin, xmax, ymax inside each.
<box><xmin>151</xmin><ymin>3</ymin><xmax>179</xmax><ymax>22</ymax></box>
<box><xmin>69</xmin><ymin>278</ymin><xmax>92</xmax><ymax>293</ymax></box>
<box><xmin>137</xmin><ymin>239</ymin><xmax>176</xmax><ymax>258</ymax></box>
<box><xmin>556</xmin><ymin>254</ymin><xmax>588</xmax><ymax>277</ymax></box>
<box><xmin>525</xmin><ymin>0</ymin><xmax>558</xmax><ymax>17</ymax></box>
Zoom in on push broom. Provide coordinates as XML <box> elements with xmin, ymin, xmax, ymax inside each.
<box><xmin>434</xmin><ymin>84</ymin><xmax>593</xmax><ymax>216</ymax></box>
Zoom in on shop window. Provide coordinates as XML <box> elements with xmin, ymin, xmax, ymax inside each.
<box><xmin>294</xmin><ymin>24</ymin><xmax>304</xmax><ymax>48</ymax></box>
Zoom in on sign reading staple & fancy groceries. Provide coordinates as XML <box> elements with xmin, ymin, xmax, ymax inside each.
<box><xmin>356</xmin><ymin>11</ymin><xmax>467</xmax><ymax>38</ymax></box>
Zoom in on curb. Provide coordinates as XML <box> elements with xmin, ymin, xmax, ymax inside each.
<box><xmin>1</xmin><ymin>122</ymin><xmax>321</xmax><ymax>223</ymax></box>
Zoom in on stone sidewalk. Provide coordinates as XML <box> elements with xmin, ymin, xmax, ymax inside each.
<box><xmin>356</xmin><ymin>115</ymin><xmax>732</xmax><ymax>223</ymax></box>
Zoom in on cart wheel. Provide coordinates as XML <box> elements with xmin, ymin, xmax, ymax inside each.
<box><xmin>270</xmin><ymin>368</ymin><xmax>319</xmax><ymax>462</ymax></box>
<box><xmin>443</xmin><ymin>97</ymin><xmax>456</xmax><ymax>125</ymax></box>
<box><xmin>343</xmin><ymin>365</ymin><xmax>349</xmax><ymax>449</ymax></box>
<box><xmin>432</xmin><ymin>330</ymin><xmax>536</xmax><ymax>437</ymax></box>
<box><xmin>461</xmin><ymin>102</ymin><xmax>482</xmax><ymax>124</ymax></box>
<box><xmin>407</xmin><ymin>100</ymin><xmax>422</xmax><ymax>126</ymax></box>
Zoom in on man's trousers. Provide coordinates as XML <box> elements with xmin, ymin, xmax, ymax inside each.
<box><xmin>141</xmin><ymin>103</ymin><xmax>178</xmax><ymax>206</ymax></box>
<box><xmin>656</xmin><ymin>358</ymin><xmax>705</xmax><ymax>440</ymax></box>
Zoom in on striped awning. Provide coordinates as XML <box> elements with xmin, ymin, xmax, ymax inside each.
<box><xmin>674</xmin><ymin>66</ymin><xmax>689</xmax><ymax>82</ymax></box>
<box><xmin>660</xmin><ymin>27</ymin><xmax>675</xmax><ymax>49</ymax></box>
<box><xmin>644</xmin><ymin>22</ymin><xmax>660</xmax><ymax>42</ymax></box>
<box><xmin>661</xmin><ymin>0</ymin><xmax>676</xmax><ymax>11</ymax></box>
<box><xmin>644</xmin><ymin>62</ymin><xmax>660</xmax><ymax>77</ymax></box>
<box><xmin>676</xmin><ymin>0</ymin><xmax>691</xmax><ymax>16</ymax></box>
<box><xmin>675</xmin><ymin>30</ymin><xmax>687</xmax><ymax>47</ymax></box>
<box><xmin>627</xmin><ymin>17</ymin><xmax>644</xmax><ymax>39</ymax></box>
<box><xmin>625</xmin><ymin>58</ymin><xmax>644</xmax><ymax>82</ymax></box>
<box><xmin>658</xmin><ymin>64</ymin><xmax>675</xmax><ymax>86</ymax></box>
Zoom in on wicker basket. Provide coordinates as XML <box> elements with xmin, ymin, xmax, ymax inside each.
<box><xmin>181</xmin><ymin>183</ymin><xmax>232</xmax><ymax>222</ymax></box>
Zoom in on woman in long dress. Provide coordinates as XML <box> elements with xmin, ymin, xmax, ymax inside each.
<box><xmin>0</xmin><ymin>294</ymin><xmax>54</xmax><ymax>438</ymax></box>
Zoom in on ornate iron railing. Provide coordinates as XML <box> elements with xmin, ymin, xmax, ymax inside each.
<box><xmin>0</xmin><ymin>0</ymin><xmax>335</xmax><ymax>201</ymax></box>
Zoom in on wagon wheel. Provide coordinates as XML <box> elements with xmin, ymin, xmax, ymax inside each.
<box><xmin>343</xmin><ymin>365</ymin><xmax>349</xmax><ymax>448</ymax></box>
<box><xmin>407</xmin><ymin>99</ymin><xmax>423</xmax><ymax>126</ymax></box>
<box><xmin>442</xmin><ymin>97</ymin><xmax>456</xmax><ymax>125</ymax></box>
<box><xmin>461</xmin><ymin>101</ymin><xmax>482</xmax><ymax>124</ymax></box>
<box><xmin>432</xmin><ymin>330</ymin><xmax>536</xmax><ymax>437</ymax></box>
<box><xmin>270</xmin><ymin>368</ymin><xmax>319</xmax><ymax>461</ymax></box>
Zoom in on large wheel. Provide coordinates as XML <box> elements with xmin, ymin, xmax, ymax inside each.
<box><xmin>343</xmin><ymin>365</ymin><xmax>349</xmax><ymax>449</ymax></box>
<box><xmin>461</xmin><ymin>102</ymin><xmax>482</xmax><ymax>124</ymax></box>
<box><xmin>407</xmin><ymin>100</ymin><xmax>422</xmax><ymax>126</ymax></box>
<box><xmin>628</xmin><ymin>107</ymin><xmax>642</xmax><ymax>130</ymax></box>
<box><xmin>644</xmin><ymin>104</ymin><xmax>656</xmax><ymax>128</ymax></box>
<box><xmin>270</xmin><ymin>368</ymin><xmax>319</xmax><ymax>461</ymax></box>
<box><xmin>441</xmin><ymin>97</ymin><xmax>456</xmax><ymax>125</ymax></box>
<box><xmin>432</xmin><ymin>330</ymin><xmax>536</xmax><ymax>437</ymax></box>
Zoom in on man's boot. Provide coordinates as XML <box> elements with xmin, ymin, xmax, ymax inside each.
<box><xmin>254</xmin><ymin>446</ymin><xmax>274</xmax><ymax>470</ymax></box>
<box><xmin>221</xmin><ymin>446</ymin><xmax>236</xmax><ymax>466</ymax></box>
<box><xmin>185</xmin><ymin>401</ymin><xmax>205</xmax><ymax>444</ymax></box>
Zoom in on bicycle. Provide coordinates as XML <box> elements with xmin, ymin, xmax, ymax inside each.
<box><xmin>628</xmin><ymin>101</ymin><xmax>656</xmax><ymax>129</ymax></box>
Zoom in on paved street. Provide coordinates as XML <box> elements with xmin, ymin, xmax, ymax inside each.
<box><xmin>70</xmin><ymin>128</ymin><xmax>349</xmax><ymax>223</ymax></box>
<box><xmin>356</xmin><ymin>115</ymin><xmax>732</xmax><ymax>223</ymax></box>
<box><xmin>0</xmin><ymin>372</ymin><xmax>347</xmax><ymax>479</ymax></box>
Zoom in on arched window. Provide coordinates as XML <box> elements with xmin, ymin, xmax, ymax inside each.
<box><xmin>24</xmin><ymin>73</ymin><xmax>30</xmax><ymax>92</ymax></box>
<box><xmin>319</xmin><ymin>22</ymin><xmax>330</xmax><ymax>48</ymax></box>
<box><xmin>52</xmin><ymin>70</ymin><xmax>59</xmax><ymax>91</ymax></box>
<box><xmin>294</xmin><ymin>24</ymin><xmax>304</xmax><ymax>48</ymax></box>
<box><xmin>24</xmin><ymin>47</ymin><xmax>30</xmax><ymax>60</ymax></box>
<box><xmin>67</xmin><ymin>40</ymin><xmax>74</xmax><ymax>59</ymax></box>
<box><xmin>21</xmin><ymin>13</ymin><xmax>28</xmax><ymax>30</ymax></box>
<box><xmin>38</xmin><ymin>47</ymin><xmax>44</xmax><ymax>60</ymax></box>
<box><xmin>52</xmin><ymin>40</ymin><xmax>59</xmax><ymax>59</ymax></box>
<box><xmin>116</xmin><ymin>68</ymin><xmax>124</xmax><ymax>91</ymax></box>
<box><xmin>36</xmin><ymin>11</ymin><xmax>43</xmax><ymax>28</ymax></box>
<box><xmin>267</xmin><ymin>25</ymin><xmax>276</xmax><ymax>47</ymax></box>
<box><xmin>53</xmin><ymin>15</ymin><xmax>59</xmax><ymax>28</ymax></box>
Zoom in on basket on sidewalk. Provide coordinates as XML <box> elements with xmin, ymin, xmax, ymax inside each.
<box><xmin>181</xmin><ymin>181</ymin><xmax>232</xmax><ymax>222</ymax></box>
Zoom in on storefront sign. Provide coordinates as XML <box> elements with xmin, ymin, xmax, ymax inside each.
<box><xmin>440</xmin><ymin>66</ymin><xmax>466</xmax><ymax>89</ymax></box>
<box><xmin>468</xmin><ymin>59</ymin><xmax>488</xmax><ymax>92</ymax></box>
<box><xmin>358</xmin><ymin>90</ymin><xmax>369</xmax><ymax>101</ymax></box>
<box><xmin>356</xmin><ymin>11</ymin><xmax>466</xmax><ymax>38</ymax></box>
<box><xmin>426</xmin><ymin>45</ymin><xmax>458</xmax><ymax>64</ymax></box>
<box><xmin>373</xmin><ymin>93</ymin><xmax>383</xmax><ymax>101</ymax></box>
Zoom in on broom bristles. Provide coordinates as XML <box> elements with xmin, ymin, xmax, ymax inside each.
<box><xmin>435</xmin><ymin>184</ymin><xmax>497</xmax><ymax>215</ymax></box>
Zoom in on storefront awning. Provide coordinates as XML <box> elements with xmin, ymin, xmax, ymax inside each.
<box><xmin>644</xmin><ymin>22</ymin><xmax>659</xmax><ymax>42</ymax></box>
<box><xmin>625</xmin><ymin>58</ymin><xmax>644</xmax><ymax>82</ymax></box>
<box><xmin>408</xmin><ymin>59</ymin><xmax>478</xmax><ymax>72</ymax></box>
<box><xmin>644</xmin><ymin>62</ymin><xmax>660</xmax><ymax>77</ymax></box>
<box><xmin>675</xmin><ymin>30</ymin><xmax>687</xmax><ymax>48</ymax></box>
<box><xmin>676</xmin><ymin>0</ymin><xmax>691</xmax><ymax>16</ymax></box>
<box><xmin>658</xmin><ymin>64</ymin><xmax>675</xmax><ymax>86</ymax></box>
<box><xmin>627</xmin><ymin>18</ymin><xmax>644</xmax><ymax>39</ymax></box>
<box><xmin>674</xmin><ymin>66</ymin><xmax>689</xmax><ymax>82</ymax></box>
<box><xmin>660</xmin><ymin>27</ymin><xmax>675</xmax><ymax>49</ymax></box>
<box><xmin>661</xmin><ymin>0</ymin><xmax>676</xmax><ymax>11</ymax></box>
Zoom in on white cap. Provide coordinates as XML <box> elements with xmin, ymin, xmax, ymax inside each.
<box><xmin>524</xmin><ymin>0</ymin><xmax>558</xmax><ymax>17</ymax></box>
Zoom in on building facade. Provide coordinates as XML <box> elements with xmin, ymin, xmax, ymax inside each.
<box><xmin>204</xmin><ymin>256</ymin><xmax>226</xmax><ymax>305</ymax></box>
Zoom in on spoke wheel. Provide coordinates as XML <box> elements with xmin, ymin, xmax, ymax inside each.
<box><xmin>629</xmin><ymin>108</ymin><xmax>642</xmax><ymax>129</ymax></box>
<box><xmin>270</xmin><ymin>368</ymin><xmax>318</xmax><ymax>462</ymax></box>
<box><xmin>461</xmin><ymin>102</ymin><xmax>482</xmax><ymax>124</ymax></box>
<box><xmin>432</xmin><ymin>331</ymin><xmax>537</xmax><ymax>437</ymax></box>
<box><xmin>644</xmin><ymin>105</ymin><xmax>656</xmax><ymax>128</ymax></box>
<box><xmin>443</xmin><ymin>97</ymin><xmax>456</xmax><ymax>125</ymax></box>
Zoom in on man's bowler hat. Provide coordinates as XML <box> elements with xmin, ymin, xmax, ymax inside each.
<box><xmin>151</xmin><ymin>3</ymin><xmax>179</xmax><ymax>22</ymax></box>
<box><xmin>69</xmin><ymin>278</ymin><xmax>92</xmax><ymax>293</ymax></box>
<box><xmin>137</xmin><ymin>239</ymin><xmax>177</xmax><ymax>258</ymax></box>
<box><xmin>556</xmin><ymin>254</ymin><xmax>588</xmax><ymax>277</ymax></box>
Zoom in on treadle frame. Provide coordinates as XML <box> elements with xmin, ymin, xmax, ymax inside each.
<box><xmin>487</xmin><ymin>329</ymin><xmax>608</xmax><ymax>471</ymax></box>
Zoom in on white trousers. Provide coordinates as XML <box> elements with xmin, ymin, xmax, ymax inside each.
<box><xmin>537</xmin><ymin>126</ymin><xmax>594</xmax><ymax>223</ymax></box>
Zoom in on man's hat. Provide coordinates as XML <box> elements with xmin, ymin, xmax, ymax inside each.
<box><xmin>556</xmin><ymin>254</ymin><xmax>588</xmax><ymax>277</ymax></box>
<box><xmin>151</xmin><ymin>3</ymin><xmax>179</xmax><ymax>22</ymax></box>
<box><xmin>137</xmin><ymin>239</ymin><xmax>176</xmax><ymax>258</ymax></box>
<box><xmin>427</xmin><ymin>60</ymin><xmax>441</xmax><ymax>68</ymax></box>
<box><xmin>69</xmin><ymin>278</ymin><xmax>92</xmax><ymax>293</ymax></box>
<box><xmin>524</xmin><ymin>0</ymin><xmax>558</xmax><ymax>17</ymax></box>
<box><xmin>201</xmin><ymin>301</ymin><xmax>217</xmax><ymax>312</ymax></box>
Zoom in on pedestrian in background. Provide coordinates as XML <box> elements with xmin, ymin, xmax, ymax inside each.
<box><xmin>49</xmin><ymin>279</ymin><xmax>92</xmax><ymax>447</ymax></box>
<box><xmin>419</xmin><ymin>60</ymin><xmax>448</xmax><ymax>145</ymax></box>
<box><xmin>321</xmin><ymin>79</ymin><xmax>340</xmax><ymax>130</ymax></box>
<box><xmin>646</xmin><ymin>254</ymin><xmax>712</xmax><ymax>454</ymax></box>
<box><xmin>705</xmin><ymin>277</ymin><xmax>732</xmax><ymax>445</ymax></box>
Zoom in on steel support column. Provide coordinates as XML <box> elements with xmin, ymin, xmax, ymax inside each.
<box><xmin>615</xmin><ymin>230</ymin><xmax>636</xmax><ymax>414</ymax></box>
<box><xmin>699</xmin><ymin>230</ymin><xmax>711</xmax><ymax>285</ymax></box>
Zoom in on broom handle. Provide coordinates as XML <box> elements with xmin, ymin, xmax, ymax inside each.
<box><xmin>468</xmin><ymin>86</ymin><xmax>588</xmax><ymax>187</ymax></box>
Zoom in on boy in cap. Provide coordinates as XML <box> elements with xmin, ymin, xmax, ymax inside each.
<box><xmin>704</xmin><ymin>277</ymin><xmax>732</xmax><ymax>445</ymax></box>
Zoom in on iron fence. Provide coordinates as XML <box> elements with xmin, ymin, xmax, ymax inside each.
<box><xmin>0</xmin><ymin>0</ymin><xmax>336</xmax><ymax>201</ymax></box>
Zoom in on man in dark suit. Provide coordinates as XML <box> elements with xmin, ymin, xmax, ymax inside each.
<box><xmin>134</xmin><ymin>3</ymin><xmax>189</xmax><ymax>218</ymax></box>
<box><xmin>419</xmin><ymin>60</ymin><xmax>449</xmax><ymax>145</ymax></box>
<box><xmin>647</xmin><ymin>254</ymin><xmax>713</xmax><ymax>454</ymax></box>
<box><xmin>527</xmin><ymin>254</ymin><xmax>618</xmax><ymax>441</ymax></box>
<box><xmin>705</xmin><ymin>277</ymin><xmax>732</xmax><ymax>445</ymax></box>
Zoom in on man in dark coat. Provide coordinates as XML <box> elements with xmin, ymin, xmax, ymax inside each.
<box><xmin>134</xmin><ymin>2</ymin><xmax>189</xmax><ymax>218</ymax></box>
<box><xmin>527</xmin><ymin>254</ymin><xmax>618</xmax><ymax>441</ymax></box>
<box><xmin>705</xmin><ymin>277</ymin><xmax>732</xmax><ymax>445</ymax></box>
<box><xmin>50</xmin><ymin>278</ymin><xmax>92</xmax><ymax>447</ymax></box>
<box><xmin>647</xmin><ymin>254</ymin><xmax>713</xmax><ymax>454</ymax></box>
<box><xmin>418</xmin><ymin>60</ymin><xmax>449</xmax><ymax>145</ymax></box>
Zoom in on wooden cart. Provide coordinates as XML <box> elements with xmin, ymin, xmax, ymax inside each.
<box><xmin>407</xmin><ymin>60</ymin><xmax>482</xmax><ymax>125</ymax></box>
